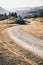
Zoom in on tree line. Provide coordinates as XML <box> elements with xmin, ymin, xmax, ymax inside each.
<box><xmin>0</xmin><ymin>12</ymin><xmax>17</xmax><ymax>20</ymax></box>
<box><xmin>24</xmin><ymin>9</ymin><xmax>43</xmax><ymax>19</ymax></box>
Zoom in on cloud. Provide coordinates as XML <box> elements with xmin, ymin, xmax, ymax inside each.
<box><xmin>0</xmin><ymin>0</ymin><xmax>43</xmax><ymax>10</ymax></box>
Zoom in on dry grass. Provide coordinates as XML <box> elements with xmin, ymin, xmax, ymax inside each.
<box><xmin>0</xmin><ymin>17</ymin><xmax>16</xmax><ymax>24</ymax></box>
<box><xmin>0</xmin><ymin>17</ymin><xmax>43</xmax><ymax>65</ymax></box>
<box><xmin>20</xmin><ymin>17</ymin><xmax>43</xmax><ymax>39</ymax></box>
<box><xmin>0</xmin><ymin>24</ymin><xmax>30</xmax><ymax>65</ymax></box>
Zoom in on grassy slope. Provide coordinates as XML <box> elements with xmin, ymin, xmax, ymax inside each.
<box><xmin>0</xmin><ymin>17</ymin><xmax>43</xmax><ymax>65</ymax></box>
<box><xmin>21</xmin><ymin>17</ymin><xmax>43</xmax><ymax>39</ymax></box>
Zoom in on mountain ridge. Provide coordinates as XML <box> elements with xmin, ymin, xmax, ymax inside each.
<box><xmin>0</xmin><ymin>7</ymin><xmax>9</xmax><ymax>15</ymax></box>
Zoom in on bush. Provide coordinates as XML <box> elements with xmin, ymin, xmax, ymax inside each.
<box><xmin>15</xmin><ymin>19</ymin><xmax>25</xmax><ymax>25</ymax></box>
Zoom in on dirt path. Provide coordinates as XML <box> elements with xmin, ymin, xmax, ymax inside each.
<box><xmin>0</xmin><ymin>26</ymin><xmax>37</xmax><ymax>65</ymax></box>
<box><xmin>0</xmin><ymin>36</ymin><xmax>36</xmax><ymax>65</ymax></box>
<box><xmin>7</xmin><ymin>26</ymin><xmax>43</xmax><ymax>59</ymax></box>
<box><xmin>0</xmin><ymin>25</ymin><xmax>43</xmax><ymax>65</ymax></box>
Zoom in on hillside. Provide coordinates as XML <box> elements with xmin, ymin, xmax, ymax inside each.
<box><xmin>0</xmin><ymin>7</ymin><xmax>9</xmax><ymax>14</ymax></box>
<box><xmin>10</xmin><ymin>6</ymin><xmax>43</xmax><ymax>17</ymax></box>
<box><xmin>0</xmin><ymin>17</ymin><xmax>43</xmax><ymax>65</ymax></box>
<box><xmin>20</xmin><ymin>17</ymin><xmax>43</xmax><ymax>39</ymax></box>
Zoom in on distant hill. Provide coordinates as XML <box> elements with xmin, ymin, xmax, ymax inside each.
<box><xmin>0</xmin><ymin>6</ymin><xmax>43</xmax><ymax>18</ymax></box>
<box><xmin>0</xmin><ymin>7</ymin><xmax>9</xmax><ymax>15</ymax></box>
<box><xmin>10</xmin><ymin>6</ymin><xmax>43</xmax><ymax>17</ymax></box>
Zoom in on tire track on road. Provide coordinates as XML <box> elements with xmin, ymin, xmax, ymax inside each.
<box><xmin>0</xmin><ymin>33</ymin><xmax>37</xmax><ymax>65</ymax></box>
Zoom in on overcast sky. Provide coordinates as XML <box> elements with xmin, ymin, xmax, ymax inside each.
<box><xmin>0</xmin><ymin>0</ymin><xmax>43</xmax><ymax>10</ymax></box>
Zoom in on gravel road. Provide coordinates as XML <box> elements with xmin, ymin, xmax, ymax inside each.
<box><xmin>7</xmin><ymin>26</ymin><xmax>43</xmax><ymax>59</ymax></box>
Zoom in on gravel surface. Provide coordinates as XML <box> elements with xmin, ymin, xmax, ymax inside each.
<box><xmin>7</xmin><ymin>26</ymin><xmax>43</xmax><ymax>59</ymax></box>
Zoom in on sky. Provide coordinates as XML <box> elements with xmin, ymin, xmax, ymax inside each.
<box><xmin>0</xmin><ymin>0</ymin><xmax>43</xmax><ymax>10</ymax></box>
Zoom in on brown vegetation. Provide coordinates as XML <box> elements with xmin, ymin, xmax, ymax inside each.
<box><xmin>0</xmin><ymin>17</ymin><xmax>43</xmax><ymax>65</ymax></box>
<box><xmin>20</xmin><ymin>17</ymin><xmax>43</xmax><ymax>39</ymax></box>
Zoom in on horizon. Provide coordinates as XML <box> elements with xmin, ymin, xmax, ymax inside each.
<box><xmin>0</xmin><ymin>5</ymin><xmax>43</xmax><ymax>11</ymax></box>
<box><xmin>0</xmin><ymin>0</ymin><xmax>43</xmax><ymax>10</ymax></box>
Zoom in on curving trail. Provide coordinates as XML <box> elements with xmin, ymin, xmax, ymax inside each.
<box><xmin>0</xmin><ymin>27</ymin><xmax>37</xmax><ymax>65</ymax></box>
<box><xmin>7</xmin><ymin>26</ymin><xmax>43</xmax><ymax>59</ymax></box>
